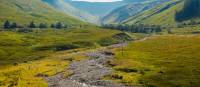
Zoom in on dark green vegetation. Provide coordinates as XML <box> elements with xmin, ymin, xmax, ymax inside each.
<box><xmin>109</xmin><ymin>35</ymin><xmax>200</xmax><ymax>87</ymax></box>
<box><xmin>0</xmin><ymin>27</ymin><xmax>130</xmax><ymax>65</ymax></box>
<box><xmin>176</xmin><ymin>0</ymin><xmax>200</xmax><ymax>21</ymax></box>
<box><xmin>2</xmin><ymin>20</ymin><xmax>70</xmax><ymax>29</ymax></box>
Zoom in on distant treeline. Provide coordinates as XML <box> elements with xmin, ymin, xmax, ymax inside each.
<box><xmin>102</xmin><ymin>24</ymin><xmax>162</xmax><ymax>33</ymax></box>
<box><xmin>2</xmin><ymin>20</ymin><xmax>71</xmax><ymax>29</ymax></box>
<box><xmin>177</xmin><ymin>20</ymin><xmax>200</xmax><ymax>28</ymax></box>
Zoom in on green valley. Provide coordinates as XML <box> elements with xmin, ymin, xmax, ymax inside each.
<box><xmin>0</xmin><ymin>0</ymin><xmax>200</xmax><ymax>87</ymax></box>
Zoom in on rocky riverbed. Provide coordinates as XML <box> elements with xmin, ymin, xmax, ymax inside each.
<box><xmin>45</xmin><ymin>43</ymin><xmax>128</xmax><ymax>87</ymax></box>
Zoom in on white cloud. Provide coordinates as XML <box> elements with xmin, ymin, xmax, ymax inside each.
<box><xmin>72</xmin><ymin>0</ymin><xmax>123</xmax><ymax>2</ymax></box>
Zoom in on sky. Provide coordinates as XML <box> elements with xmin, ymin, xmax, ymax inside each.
<box><xmin>72</xmin><ymin>0</ymin><xmax>123</xmax><ymax>2</ymax></box>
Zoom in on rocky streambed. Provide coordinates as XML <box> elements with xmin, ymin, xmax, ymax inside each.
<box><xmin>45</xmin><ymin>43</ymin><xmax>128</xmax><ymax>87</ymax></box>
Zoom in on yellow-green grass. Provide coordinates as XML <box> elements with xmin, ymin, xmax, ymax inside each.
<box><xmin>0</xmin><ymin>59</ymin><xmax>67</xmax><ymax>87</ymax></box>
<box><xmin>107</xmin><ymin>35</ymin><xmax>200</xmax><ymax>87</ymax></box>
<box><xmin>0</xmin><ymin>48</ymin><xmax>88</xmax><ymax>87</ymax></box>
<box><xmin>0</xmin><ymin>0</ymin><xmax>85</xmax><ymax>26</ymax></box>
<box><xmin>0</xmin><ymin>26</ymin><xmax>122</xmax><ymax>65</ymax></box>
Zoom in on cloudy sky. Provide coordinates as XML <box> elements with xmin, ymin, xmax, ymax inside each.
<box><xmin>72</xmin><ymin>0</ymin><xmax>123</xmax><ymax>2</ymax></box>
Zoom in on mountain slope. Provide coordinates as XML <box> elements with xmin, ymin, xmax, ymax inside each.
<box><xmin>42</xmin><ymin>0</ymin><xmax>99</xmax><ymax>24</ymax></box>
<box><xmin>0</xmin><ymin>0</ymin><xmax>84</xmax><ymax>26</ymax></box>
<box><xmin>123</xmin><ymin>0</ymin><xmax>182</xmax><ymax>26</ymax></box>
<box><xmin>102</xmin><ymin>0</ymin><xmax>169</xmax><ymax>24</ymax></box>
<box><xmin>65</xmin><ymin>0</ymin><xmax>126</xmax><ymax>17</ymax></box>
<box><xmin>102</xmin><ymin>3</ymin><xmax>146</xmax><ymax>24</ymax></box>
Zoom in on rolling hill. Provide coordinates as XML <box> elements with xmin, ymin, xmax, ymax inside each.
<box><xmin>122</xmin><ymin>0</ymin><xmax>200</xmax><ymax>27</ymax></box>
<box><xmin>102</xmin><ymin>0</ymin><xmax>168</xmax><ymax>24</ymax></box>
<box><xmin>0</xmin><ymin>0</ymin><xmax>85</xmax><ymax>26</ymax></box>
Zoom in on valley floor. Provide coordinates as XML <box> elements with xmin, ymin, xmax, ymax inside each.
<box><xmin>43</xmin><ymin>34</ymin><xmax>200</xmax><ymax>87</ymax></box>
<box><xmin>0</xmin><ymin>28</ymin><xmax>199</xmax><ymax>87</ymax></box>
<box><xmin>0</xmin><ymin>27</ymin><xmax>127</xmax><ymax>87</ymax></box>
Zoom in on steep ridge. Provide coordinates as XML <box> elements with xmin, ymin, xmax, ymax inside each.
<box><xmin>123</xmin><ymin>0</ymin><xmax>184</xmax><ymax>26</ymax></box>
<box><xmin>102</xmin><ymin>3</ymin><xmax>147</xmax><ymax>24</ymax></box>
<box><xmin>0</xmin><ymin>0</ymin><xmax>84</xmax><ymax>25</ymax></box>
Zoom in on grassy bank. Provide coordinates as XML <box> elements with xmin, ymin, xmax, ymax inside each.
<box><xmin>107</xmin><ymin>35</ymin><xmax>200</xmax><ymax>87</ymax></box>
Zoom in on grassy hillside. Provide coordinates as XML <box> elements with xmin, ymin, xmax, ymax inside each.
<box><xmin>42</xmin><ymin>0</ymin><xmax>100</xmax><ymax>24</ymax></box>
<box><xmin>123</xmin><ymin>0</ymin><xmax>183</xmax><ymax>26</ymax></box>
<box><xmin>0</xmin><ymin>0</ymin><xmax>84</xmax><ymax>26</ymax></box>
<box><xmin>107</xmin><ymin>35</ymin><xmax>200</xmax><ymax>87</ymax></box>
<box><xmin>102</xmin><ymin>3</ymin><xmax>147</xmax><ymax>24</ymax></box>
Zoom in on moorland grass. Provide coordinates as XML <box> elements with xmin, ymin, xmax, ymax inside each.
<box><xmin>107</xmin><ymin>35</ymin><xmax>200</xmax><ymax>87</ymax></box>
<box><xmin>0</xmin><ymin>26</ymin><xmax>122</xmax><ymax>65</ymax></box>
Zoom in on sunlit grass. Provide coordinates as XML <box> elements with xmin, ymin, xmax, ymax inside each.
<box><xmin>108</xmin><ymin>35</ymin><xmax>200</xmax><ymax>87</ymax></box>
<box><xmin>0</xmin><ymin>45</ymin><xmax>90</xmax><ymax>87</ymax></box>
<box><xmin>0</xmin><ymin>59</ymin><xmax>68</xmax><ymax>87</ymax></box>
